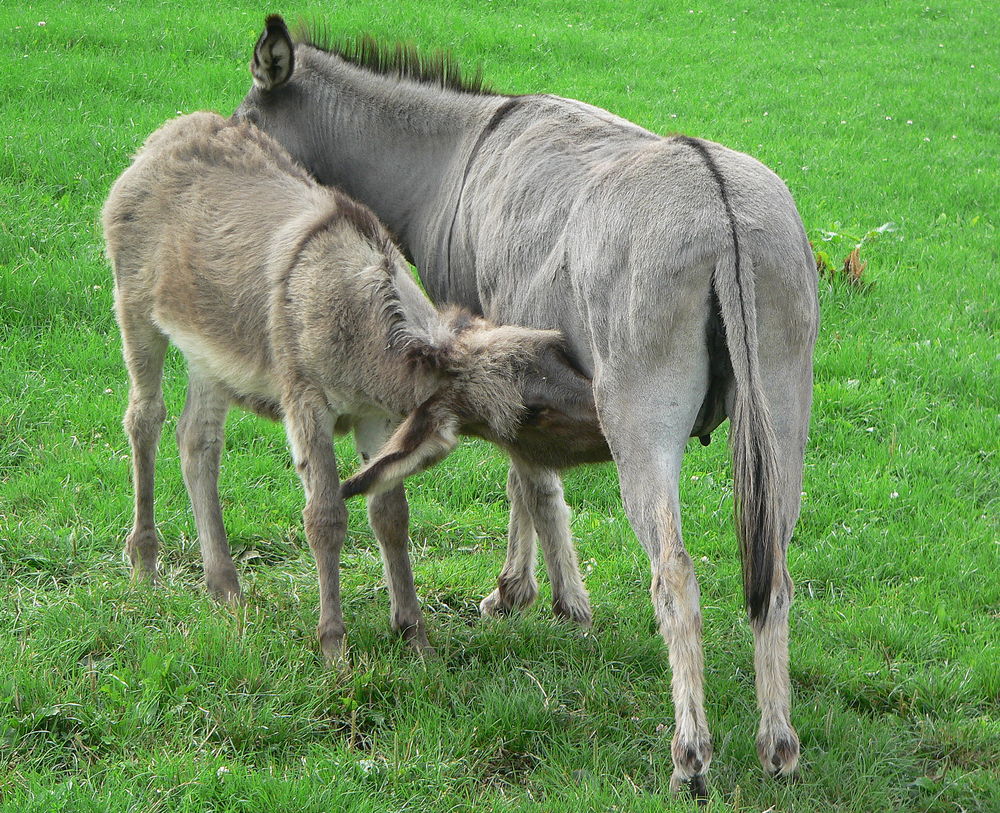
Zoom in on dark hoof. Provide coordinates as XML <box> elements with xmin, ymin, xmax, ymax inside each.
<box><xmin>757</xmin><ymin>728</ymin><xmax>800</xmax><ymax>777</ymax></box>
<box><xmin>552</xmin><ymin>596</ymin><xmax>593</xmax><ymax>628</ymax></box>
<box><xmin>206</xmin><ymin>575</ymin><xmax>243</xmax><ymax>604</ymax></box>
<box><xmin>689</xmin><ymin>774</ymin><xmax>709</xmax><ymax>802</ymax></box>
<box><xmin>396</xmin><ymin>621</ymin><xmax>436</xmax><ymax>658</ymax></box>
<box><xmin>479</xmin><ymin>582</ymin><xmax>538</xmax><ymax>618</ymax></box>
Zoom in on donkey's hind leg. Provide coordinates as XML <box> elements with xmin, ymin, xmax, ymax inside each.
<box><xmin>176</xmin><ymin>373</ymin><xmax>240</xmax><ymax>602</ymax></box>
<box><xmin>750</xmin><ymin>335</ymin><xmax>812</xmax><ymax>777</ymax></box>
<box><xmin>354</xmin><ymin>416</ymin><xmax>433</xmax><ymax>655</ymax></box>
<box><xmin>118</xmin><ymin>309</ymin><xmax>168</xmax><ymax>581</ymax></box>
<box><xmin>594</xmin><ymin>355</ymin><xmax>713</xmax><ymax>798</ymax></box>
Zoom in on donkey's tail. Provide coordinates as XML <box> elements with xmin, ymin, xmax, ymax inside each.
<box><xmin>712</xmin><ymin>249</ymin><xmax>782</xmax><ymax>626</ymax></box>
<box><xmin>680</xmin><ymin>135</ymin><xmax>782</xmax><ymax>627</ymax></box>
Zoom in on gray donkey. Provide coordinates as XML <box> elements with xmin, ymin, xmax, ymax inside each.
<box><xmin>237</xmin><ymin>16</ymin><xmax>819</xmax><ymax>793</ymax></box>
<box><xmin>102</xmin><ymin>111</ymin><xmax>596</xmax><ymax>662</ymax></box>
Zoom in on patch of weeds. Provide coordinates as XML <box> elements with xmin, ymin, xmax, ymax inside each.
<box><xmin>813</xmin><ymin>220</ymin><xmax>896</xmax><ymax>288</ymax></box>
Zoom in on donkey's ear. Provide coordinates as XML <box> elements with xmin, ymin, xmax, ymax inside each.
<box><xmin>341</xmin><ymin>397</ymin><xmax>458</xmax><ymax>500</ymax></box>
<box><xmin>250</xmin><ymin>14</ymin><xmax>294</xmax><ymax>90</ymax></box>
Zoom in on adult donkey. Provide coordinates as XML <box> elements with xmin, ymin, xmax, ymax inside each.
<box><xmin>238</xmin><ymin>15</ymin><xmax>818</xmax><ymax>793</ymax></box>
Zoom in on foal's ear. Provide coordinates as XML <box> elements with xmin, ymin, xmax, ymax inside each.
<box><xmin>250</xmin><ymin>14</ymin><xmax>294</xmax><ymax>90</ymax></box>
<box><xmin>341</xmin><ymin>397</ymin><xmax>459</xmax><ymax>500</ymax></box>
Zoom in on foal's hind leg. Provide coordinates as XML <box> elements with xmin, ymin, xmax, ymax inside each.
<box><xmin>282</xmin><ymin>386</ymin><xmax>347</xmax><ymax>664</ymax></box>
<box><xmin>176</xmin><ymin>373</ymin><xmax>241</xmax><ymax>602</ymax></box>
<box><xmin>118</xmin><ymin>310</ymin><xmax>168</xmax><ymax>581</ymax></box>
<box><xmin>355</xmin><ymin>417</ymin><xmax>432</xmax><ymax>655</ymax></box>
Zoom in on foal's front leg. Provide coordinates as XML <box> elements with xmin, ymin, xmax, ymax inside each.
<box><xmin>354</xmin><ymin>417</ymin><xmax>433</xmax><ymax>655</ymax></box>
<box><xmin>283</xmin><ymin>388</ymin><xmax>347</xmax><ymax>663</ymax></box>
<box><xmin>479</xmin><ymin>465</ymin><xmax>540</xmax><ymax>617</ymax></box>
<box><xmin>481</xmin><ymin>462</ymin><xmax>591</xmax><ymax>625</ymax></box>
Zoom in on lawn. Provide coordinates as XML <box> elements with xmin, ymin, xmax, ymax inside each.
<box><xmin>1</xmin><ymin>0</ymin><xmax>997</xmax><ymax>810</ymax></box>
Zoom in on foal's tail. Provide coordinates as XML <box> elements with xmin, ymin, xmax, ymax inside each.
<box><xmin>712</xmin><ymin>248</ymin><xmax>782</xmax><ymax>627</ymax></box>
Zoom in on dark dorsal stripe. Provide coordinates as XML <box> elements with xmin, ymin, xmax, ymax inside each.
<box><xmin>445</xmin><ymin>97</ymin><xmax>523</xmax><ymax>301</ymax></box>
<box><xmin>292</xmin><ymin>21</ymin><xmax>496</xmax><ymax>96</ymax></box>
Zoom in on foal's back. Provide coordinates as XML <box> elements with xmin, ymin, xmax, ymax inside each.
<box><xmin>102</xmin><ymin>112</ymin><xmax>415</xmax><ymax>409</ymax></box>
<box><xmin>104</xmin><ymin>113</ymin><xmax>318</xmax><ymax>378</ymax></box>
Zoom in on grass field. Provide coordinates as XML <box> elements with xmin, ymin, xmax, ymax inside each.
<box><xmin>1</xmin><ymin>0</ymin><xmax>997</xmax><ymax>810</ymax></box>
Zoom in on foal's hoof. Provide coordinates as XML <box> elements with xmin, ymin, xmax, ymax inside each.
<box><xmin>321</xmin><ymin>638</ymin><xmax>346</xmax><ymax>668</ymax></box>
<box><xmin>206</xmin><ymin>573</ymin><xmax>243</xmax><ymax>604</ymax></box>
<box><xmin>124</xmin><ymin>532</ymin><xmax>159</xmax><ymax>581</ymax></box>
<box><xmin>396</xmin><ymin>621</ymin><xmax>436</xmax><ymax>658</ymax></box>
<box><xmin>479</xmin><ymin>590</ymin><xmax>509</xmax><ymax>618</ymax></box>
<box><xmin>318</xmin><ymin>624</ymin><xmax>347</xmax><ymax>667</ymax></box>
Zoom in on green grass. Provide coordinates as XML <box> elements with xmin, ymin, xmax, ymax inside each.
<box><xmin>2</xmin><ymin>0</ymin><xmax>997</xmax><ymax>810</ymax></box>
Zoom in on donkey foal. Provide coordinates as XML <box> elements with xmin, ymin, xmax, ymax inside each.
<box><xmin>103</xmin><ymin>111</ymin><xmax>565</xmax><ymax>662</ymax></box>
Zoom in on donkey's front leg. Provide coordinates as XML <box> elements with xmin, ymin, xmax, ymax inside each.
<box><xmin>354</xmin><ymin>417</ymin><xmax>433</xmax><ymax>655</ymax></box>
<box><xmin>480</xmin><ymin>465</ymin><xmax>540</xmax><ymax>617</ymax></box>
<box><xmin>283</xmin><ymin>389</ymin><xmax>347</xmax><ymax>663</ymax></box>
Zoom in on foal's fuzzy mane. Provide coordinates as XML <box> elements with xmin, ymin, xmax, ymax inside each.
<box><xmin>291</xmin><ymin>20</ymin><xmax>497</xmax><ymax>96</ymax></box>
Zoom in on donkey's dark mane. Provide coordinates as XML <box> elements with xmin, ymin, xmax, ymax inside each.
<box><xmin>292</xmin><ymin>21</ymin><xmax>497</xmax><ymax>96</ymax></box>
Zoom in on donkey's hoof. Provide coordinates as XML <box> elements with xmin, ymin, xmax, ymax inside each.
<box><xmin>479</xmin><ymin>580</ymin><xmax>538</xmax><ymax>618</ymax></box>
<box><xmin>757</xmin><ymin>725</ymin><xmax>800</xmax><ymax>777</ymax></box>
<box><xmin>552</xmin><ymin>593</ymin><xmax>593</xmax><ymax>627</ymax></box>
<box><xmin>669</xmin><ymin>771</ymin><xmax>710</xmax><ymax>803</ymax></box>
<box><xmin>669</xmin><ymin>728</ymin><xmax>713</xmax><ymax>800</ymax></box>
<box><xmin>124</xmin><ymin>531</ymin><xmax>159</xmax><ymax>581</ymax></box>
